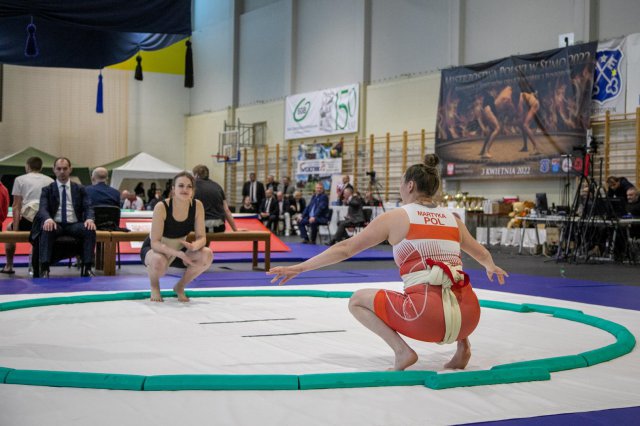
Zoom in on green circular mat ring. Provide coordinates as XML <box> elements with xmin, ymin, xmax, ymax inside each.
<box><xmin>0</xmin><ymin>290</ymin><xmax>635</xmax><ymax>391</ymax></box>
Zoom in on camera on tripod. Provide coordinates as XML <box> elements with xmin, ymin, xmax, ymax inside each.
<box><xmin>366</xmin><ymin>170</ymin><xmax>376</xmax><ymax>183</ymax></box>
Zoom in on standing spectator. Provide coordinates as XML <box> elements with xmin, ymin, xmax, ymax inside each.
<box><xmin>33</xmin><ymin>157</ymin><xmax>96</xmax><ymax>277</ymax></box>
<box><xmin>242</xmin><ymin>172</ymin><xmax>265</xmax><ymax>211</ymax></box>
<box><xmin>265</xmin><ymin>175</ymin><xmax>279</xmax><ymax>192</ymax></box>
<box><xmin>123</xmin><ymin>191</ymin><xmax>144</xmax><ymax>210</ymax></box>
<box><xmin>192</xmin><ymin>164</ymin><xmax>238</xmax><ymax>233</ymax></box>
<box><xmin>134</xmin><ymin>182</ymin><xmax>146</xmax><ymax>204</ymax></box>
<box><xmin>329</xmin><ymin>187</ymin><xmax>365</xmax><ymax>245</ymax></box>
<box><xmin>162</xmin><ymin>180</ymin><xmax>172</xmax><ymax>198</ymax></box>
<box><xmin>147</xmin><ymin>182</ymin><xmax>157</xmax><ymax>204</ymax></box>
<box><xmin>239</xmin><ymin>196</ymin><xmax>257</xmax><ymax>214</ymax></box>
<box><xmin>275</xmin><ymin>191</ymin><xmax>292</xmax><ymax>236</ymax></box>
<box><xmin>2</xmin><ymin>157</ymin><xmax>53</xmax><ymax>275</ymax></box>
<box><xmin>298</xmin><ymin>183</ymin><xmax>329</xmax><ymax>244</ymax></box>
<box><xmin>85</xmin><ymin>167</ymin><xmax>120</xmax><ymax>207</ymax></box>
<box><xmin>259</xmin><ymin>188</ymin><xmax>278</xmax><ymax>232</ymax></box>
<box><xmin>281</xmin><ymin>176</ymin><xmax>295</xmax><ymax>198</ymax></box>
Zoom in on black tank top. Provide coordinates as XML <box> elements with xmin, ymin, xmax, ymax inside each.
<box><xmin>161</xmin><ymin>199</ymin><xmax>196</xmax><ymax>238</ymax></box>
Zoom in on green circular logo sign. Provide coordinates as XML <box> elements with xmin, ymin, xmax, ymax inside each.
<box><xmin>293</xmin><ymin>98</ymin><xmax>311</xmax><ymax>122</ymax></box>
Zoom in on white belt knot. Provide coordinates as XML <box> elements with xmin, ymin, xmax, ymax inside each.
<box><xmin>401</xmin><ymin>262</ymin><xmax>466</xmax><ymax>345</ymax></box>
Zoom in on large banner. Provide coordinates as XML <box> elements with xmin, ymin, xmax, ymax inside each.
<box><xmin>294</xmin><ymin>141</ymin><xmax>343</xmax><ymax>192</ymax></box>
<box><xmin>285</xmin><ymin>84</ymin><xmax>359</xmax><ymax>140</ymax></box>
<box><xmin>435</xmin><ymin>42</ymin><xmax>597</xmax><ymax>180</ymax></box>
<box><xmin>592</xmin><ymin>37</ymin><xmax>627</xmax><ymax>115</ymax></box>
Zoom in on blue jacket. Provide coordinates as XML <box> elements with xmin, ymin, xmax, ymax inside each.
<box><xmin>303</xmin><ymin>193</ymin><xmax>329</xmax><ymax>221</ymax></box>
<box><xmin>86</xmin><ymin>182</ymin><xmax>121</xmax><ymax>207</ymax></box>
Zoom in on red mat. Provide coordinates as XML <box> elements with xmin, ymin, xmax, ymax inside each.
<box><xmin>0</xmin><ymin>217</ymin><xmax>290</xmax><ymax>255</ymax></box>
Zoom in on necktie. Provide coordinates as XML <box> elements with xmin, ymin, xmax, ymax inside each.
<box><xmin>61</xmin><ymin>185</ymin><xmax>68</xmax><ymax>223</ymax></box>
<box><xmin>250</xmin><ymin>182</ymin><xmax>255</xmax><ymax>202</ymax></box>
<box><xmin>265</xmin><ymin>198</ymin><xmax>271</xmax><ymax>212</ymax></box>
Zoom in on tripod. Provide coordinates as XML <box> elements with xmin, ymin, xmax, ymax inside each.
<box><xmin>561</xmin><ymin>157</ymin><xmax>626</xmax><ymax>263</ymax></box>
<box><xmin>369</xmin><ymin>178</ymin><xmax>386</xmax><ymax>213</ymax></box>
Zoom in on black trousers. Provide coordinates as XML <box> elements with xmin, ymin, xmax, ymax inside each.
<box><xmin>333</xmin><ymin>220</ymin><xmax>363</xmax><ymax>242</ymax></box>
<box><xmin>39</xmin><ymin>222</ymin><xmax>96</xmax><ymax>265</ymax></box>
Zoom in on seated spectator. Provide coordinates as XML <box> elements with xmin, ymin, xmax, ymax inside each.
<box><xmin>86</xmin><ymin>167</ymin><xmax>120</xmax><ymax>207</ymax></box>
<box><xmin>32</xmin><ymin>157</ymin><xmax>96</xmax><ymax>277</ymax></box>
<box><xmin>146</xmin><ymin>189</ymin><xmax>163</xmax><ymax>210</ymax></box>
<box><xmin>607</xmin><ymin>176</ymin><xmax>634</xmax><ymax>201</ymax></box>
<box><xmin>363</xmin><ymin>190</ymin><xmax>382</xmax><ymax>207</ymax></box>
<box><xmin>239</xmin><ymin>196</ymin><xmax>257</xmax><ymax>214</ymax></box>
<box><xmin>336</xmin><ymin>175</ymin><xmax>354</xmax><ymax>204</ymax></box>
<box><xmin>123</xmin><ymin>191</ymin><xmax>144</xmax><ymax>210</ymax></box>
<box><xmin>298</xmin><ymin>183</ymin><xmax>329</xmax><ymax>244</ymax></box>
<box><xmin>259</xmin><ymin>188</ymin><xmax>278</xmax><ymax>232</ymax></box>
<box><xmin>288</xmin><ymin>190</ymin><xmax>306</xmax><ymax>235</ymax></box>
<box><xmin>329</xmin><ymin>187</ymin><xmax>365</xmax><ymax>245</ymax></box>
<box><xmin>626</xmin><ymin>187</ymin><xmax>640</xmax><ymax>217</ymax></box>
<box><xmin>275</xmin><ymin>191</ymin><xmax>291</xmax><ymax>236</ymax></box>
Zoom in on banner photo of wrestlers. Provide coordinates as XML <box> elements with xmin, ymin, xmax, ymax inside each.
<box><xmin>435</xmin><ymin>42</ymin><xmax>597</xmax><ymax>180</ymax></box>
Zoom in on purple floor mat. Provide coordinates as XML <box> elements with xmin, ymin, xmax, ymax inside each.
<box><xmin>468</xmin><ymin>406</ymin><xmax>640</xmax><ymax>426</ymax></box>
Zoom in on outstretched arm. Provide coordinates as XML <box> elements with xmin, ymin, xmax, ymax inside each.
<box><xmin>268</xmin><ymin>209</ymin><xmax>405</xmax><ymax>285</ymax></box>
<box><xmin>456</xmin><ymin>217</ymin><xmax>507</xmax><ymax>284</ymax></box>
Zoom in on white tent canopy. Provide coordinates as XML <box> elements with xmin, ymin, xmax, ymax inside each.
<box><xmin>109</xmin><ymin>152</ymin><xmax>184</xmax><ymax>190</ymax></box>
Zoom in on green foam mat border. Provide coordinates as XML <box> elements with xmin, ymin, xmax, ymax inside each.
<box><xmin>0</xmin><ymin>290</ymin><xmax>634</xmax><ymax>391</ymax></box>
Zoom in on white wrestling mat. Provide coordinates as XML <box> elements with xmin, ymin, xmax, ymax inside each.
<box><xmin>0</xmin><ymin>282</ymin><xmax>638</xmax><ymax>426</ymax></box>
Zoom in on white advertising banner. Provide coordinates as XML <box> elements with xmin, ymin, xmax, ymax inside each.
<box><xmin>625</xmin><ymin>33</ymin><xmax>640</xmax><ymax>113</ymax></box>
<box><xmin>295</xmin><ymin>158</ymin><xmax>343</xmax><ymax>176</ymax></box>
<box><xmin>285</xmin><ymin>84</ymin><xmax>359</xmax><ymax>139</ymax></box>
<box><xmin>592</xmin><ymin>37</ymin><xmax>627</xmax><ymax>115</ymax></box>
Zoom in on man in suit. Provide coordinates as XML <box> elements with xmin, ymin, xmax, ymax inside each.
<box><xmin>288</xmin><ymin>190</ymin><xmax>306</xmax><ymax>236</ymax></box>
<box><xmin>265</xmin><ymin>175</ymin><xmax>279</xmax><ymax>192</ymax></box>
<box><xmin>259</xmin><ymin>188</ymin><xmax>278</xmax><ymax>232</ymax></box>
<box><xmin>242</xmin><ymin>172</ymin><xmax>265</xmax><ymax>211</ymax></box>
<box><xmin>34</xmin><ymin>157</ymin><xmax>96</xmax><ymax>277</ymax></box>
<box><xmin>281</xmin><ymin>176</ymin><xmax>296</xmax><ymax>198</ymax></box>
<box><xmin>275</xmin><ymin>191</ymin><xmax>291</xmax><ymax>236</ymax></box>
<box><xmin>329</xmin><ymin>187</ymin><xmax>366</xmax><ymax>245</ymax></box>
<box><xmin>298</xmin><ymin>183</ymin><xmax>329</xmax><ymax>244</ymax></box>
<box><xmin>85</xmin><ymin>167</ymin><xmax>120</xmax><ymax>207</ymax></box>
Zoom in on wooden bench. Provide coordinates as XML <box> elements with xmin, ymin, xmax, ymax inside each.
<box><xmin>0</xmin><ymin>231</ymin><xmax>271</xmax><ymax>276</ymax></box>
<box><xmin>107</xmin><ymin>231</ymin><xmax>272</xmax><ymax>275</ymax></box>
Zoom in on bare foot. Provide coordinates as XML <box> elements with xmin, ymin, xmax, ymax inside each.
<box><xmin>444</xmin><ymin>339</ymin><xmax>471</xmax><ymax>369</ymax></box>
<box><xmin>173</xmin><ymin>285</ymin><xmax>190</xmax><ymax>302</ymax></box>
<box><xmin>389</xmin><ymin>348</ymin><xmax>418</xmax><ymax>371</ymax></box>
<box><xmin>480</xmin><ymin>153</ymin><xmax>492</xmax><ymax>159</ymax></box>
<box><xmin>150</xmin><ymin>288</ymin><xmax>164</xmax><ymax>302</ymax></box>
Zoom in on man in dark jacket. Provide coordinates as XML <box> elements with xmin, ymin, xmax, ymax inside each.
<box><xmin>259</xmin><ymin>188</ymin><xmax>278</xmax><ymax>232</ymax></box>
<box><xmin>85</xmin><ymin>167</ymin><xmax>120</xmax><ymax>207</ymax></box>
<box><xmin>242</xmin><ymin>172</ymin><xmax>265</xmax><ymax>211</ymax></box>
<box><xmin>329</xmin><ymin>188</ymin><xmax>366</xmax><ymax>245</ymax></box>
<box><xmin>34</xmin><ymin>157</ymin><xmax>96</xmax><ymax>277</ymax></box>
<box><xmin>298</xmin><ymin>183</ymin><xmax>329</xmax><ymax>244</ymax></box>
<box><xmin>193</xmin><ymin>164</ymin><xmax>238</xmax><ymax>233</ymax></box>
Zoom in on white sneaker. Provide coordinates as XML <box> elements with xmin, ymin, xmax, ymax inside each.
<box><xmin>285</xmin><ymin>231</ymin><xmax>291</xmax><ymax>236</ymax></box>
